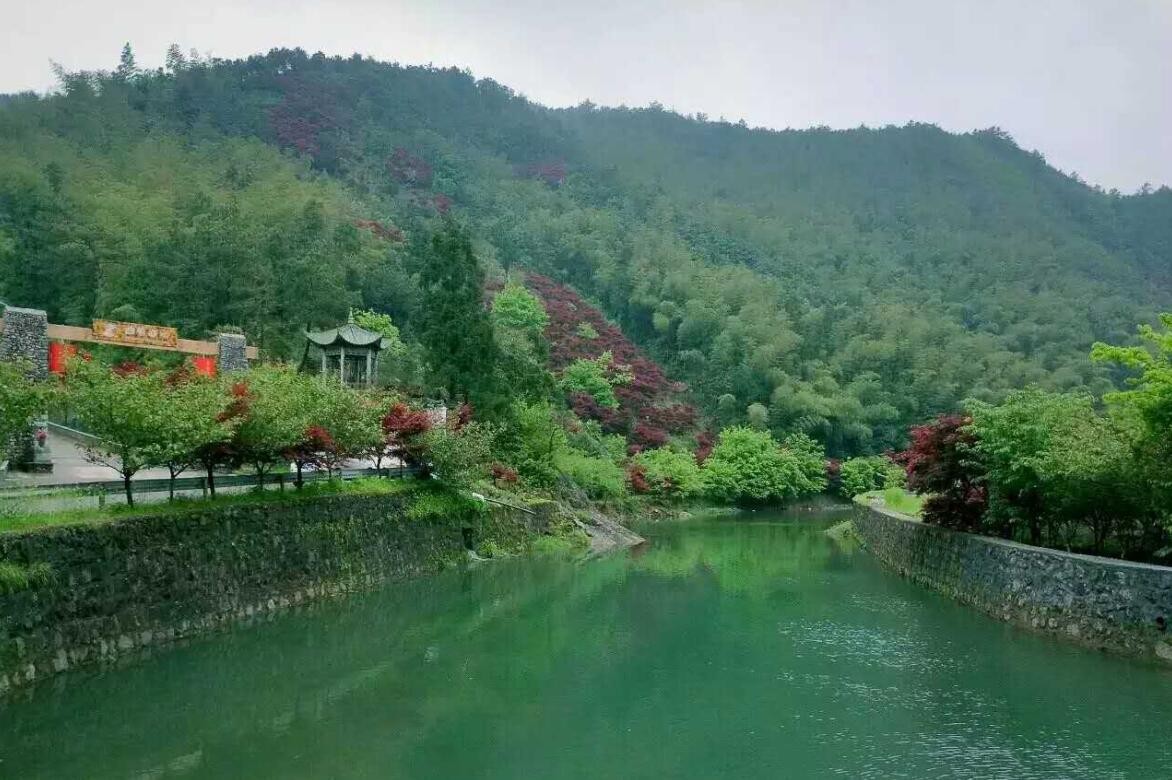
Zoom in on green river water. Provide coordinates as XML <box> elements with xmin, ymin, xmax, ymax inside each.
<box><xmin>2</xmin><ymin>506</ymin><xmax>1171</xmax><ymax>779</ymax></box>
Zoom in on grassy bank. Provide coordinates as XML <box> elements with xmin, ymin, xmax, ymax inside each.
<box><xmin>857</xmin><ymin>487</ymin><xmax>924</xmax><ymax>518</ymax></box>
<box><xmin>0</xmin><ymin>477</ymin><xmax>421</xmax><ymax>534</ymax></box>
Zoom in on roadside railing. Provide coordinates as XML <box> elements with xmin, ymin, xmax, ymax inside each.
<box><xmin>0</xmin><ymin>464</ymin><xmax>423</xmax><ymax>511</ymax></box>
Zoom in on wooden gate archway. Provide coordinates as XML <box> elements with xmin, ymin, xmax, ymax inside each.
<box><xmin>0</xmin><ymin>308</ymin><xmax>257</xmax><ymax>379</ymax></box>
<box><xmin>44</xmin><ymin>320</ymin><xmax>257</xmax><ymax>375</ymax></box>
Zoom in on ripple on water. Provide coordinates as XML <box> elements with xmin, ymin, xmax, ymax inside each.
<box><xmin>777</xmin><ymin>619</ymin><xmax>956</xmax><ymax>674</ymax></box>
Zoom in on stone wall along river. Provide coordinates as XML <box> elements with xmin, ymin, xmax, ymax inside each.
<box><xmin>0</xmin><ymin>486</ymin><xmax>540</xmax><ymax>693</ymax></box>
<box><xmin>853</xmin><ymin>501</ymin><xmax>1172</xmax><ymax>664</ymax></box>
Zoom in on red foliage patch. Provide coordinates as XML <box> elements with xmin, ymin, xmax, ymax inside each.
<box><xmin>627</xmin><ymin>463</ymin><xmax>651</xmax><ymax>494</ymax></box>
<box><xmin>527</xmin><ymin>274</ymin><xmax>697</xmax><ymax>440</ymax></box>
<box><xmin>268</xmin><ymin>75</ymin><xmax>346</xmax><ymax>157</ymax></box>
<box><xmin>515</xmin><ymin>160</ymin><xmax>567</xmax><ymax>187</ymax></box>
<box><xmin>694</xmin><ymin>430</ymin><xmax>715</xmax><ymax>465</ymax></box>
<box><xmin>387</xmin><ymin>148</ymin><xmax>433</xmax><ymax>187</ymax></box>
<box><xmin>382</xmin><ymin>401</ymin><xmax>433</xmax><ymax>467</ymax></box>
<box><xmin>216</xmin><ymin>381</ymin><xmax>251</xmax><ymax>424</ymax></box>
<box><xmin>354</xmin><ymin>219</ymin><xmax>404</xmax><ymax>242</ymax></box>
<box><xmin>491</xmin><ymin>462</ymin><xmax>519</xmax><ymax>486</ymax></box>
<box><xmin>632</xmin><ymin>423</ymin><xmax>669</xmax><ymax>449</ymax></box>
<box><xmin>893</xmin><ymin>414</ymin><xmax>987</xmax><ymax>530</ymax></box>
<box><xmin>454</xmin><ymin>403</ymin><xmax>474</xmax><ymax>429</ymax></box>
<box><xmin>112</xmin><ymin>361</ymin><xmax>146</xmax><ymax>377</ymax></box>
<box><xmin>382</xmin><ymin>402</ymin><xmax>432</xmax><ymax>440</ymax></box>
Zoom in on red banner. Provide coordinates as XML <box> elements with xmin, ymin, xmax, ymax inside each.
<box><xmin>48</xmin><ymin>342</ymin><xmax>78</xmax><ymax>374</ymax></box>
<box><xmin>192</xmin><ymin>355</ymin><xmax>217</xmax><ymax>377</ymax></box>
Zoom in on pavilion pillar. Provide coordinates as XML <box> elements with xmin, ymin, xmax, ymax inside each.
<box><xmin>0</xmin><ymin>306</ymin><xmax>52</xmax><ymax>472</ymax></box>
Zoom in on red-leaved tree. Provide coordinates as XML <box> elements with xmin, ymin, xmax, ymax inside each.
<box><xmin>893</xmin><ymin>414</ymin><xmax>987</xmax><ymax>531</ymax></box>
<box><xmin>382</xmin><ymin>402</ymin><xmax>432</xmax><ymax>468</ymax></box>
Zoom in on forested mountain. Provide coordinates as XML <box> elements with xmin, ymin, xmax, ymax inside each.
<box><xmin>1</xmin><ymin>47</ymin><xmax>1169</xmax><ymax>455</ymax></box>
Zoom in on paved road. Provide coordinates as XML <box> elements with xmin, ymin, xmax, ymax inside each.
<box><xmin>2</xmin><ymin>430</ymin><xmax>174</xmax><ymax>487</ymax></box>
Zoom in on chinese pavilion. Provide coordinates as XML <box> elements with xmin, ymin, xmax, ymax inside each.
<box><xmin>302</xmin><ymin>312</ymin><xmax>387</xmax><ymax>388</ymax></box>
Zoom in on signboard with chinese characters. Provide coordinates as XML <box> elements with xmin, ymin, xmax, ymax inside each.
<box><xmin>91</xmin><ymin>319</ymin><xmax>180</xmax><ymax>349</ymax></box>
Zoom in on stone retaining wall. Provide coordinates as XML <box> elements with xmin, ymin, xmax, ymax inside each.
<box><xmin>0</xmin><ymin>488</ymin><xmax>540</xmax><ymax>693</ymax></box>
<box><xmin>853</xmin><ymin>502</ymin><xmax>1172</xmax><ymax>665</ymax></box>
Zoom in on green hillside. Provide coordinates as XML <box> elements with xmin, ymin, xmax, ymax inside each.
<box><xmin>1</xmin><ymin>47</ymin><xmax>1169</xmax><ymax>454</ymax></box>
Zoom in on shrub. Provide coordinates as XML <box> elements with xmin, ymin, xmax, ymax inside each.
<box><xmin>554</xmin><ymin>450</ymin><xmax>627</xmax><ymax>499</ymax></box>
<box><xmin>422</xmin><ymin>421</ymin><xmax>495</xmax><ymax>489</ymax></box>
<box><xmin>560</xmin><ymin>351</ymin><xmax>630</xmax><ymax>409</ymax></box>
<box><xmin>633</xmin><ymin>447</ymin><xmax>701</xmax><ymax>498</ymax></box>
<box><xmin>0</xmin><ymin>561</ymin><xmax>54</xmax><ymax>595</ymax></box>
<box><xmin>838</xmin><ymin>455</ymin><xmax>901</xmax><ymax>498</ymax></box>
<box><xmin>700</xmin><ymin>426</ymin><xmax>825</xmax><ymax>505</ymax></box>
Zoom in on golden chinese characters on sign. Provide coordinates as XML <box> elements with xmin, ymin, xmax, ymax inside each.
<box><xmin>91</xmin><ymin>319</ymin><xmax>179</xmax><ymax>349</ymax></box>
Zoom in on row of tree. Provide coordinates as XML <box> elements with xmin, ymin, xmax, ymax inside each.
<box><xmin>2</xmin><ymin>353</ymin><xmax>831</xmax><ymax>510</ymax></box>
<box><xmin>896</xmin><ymin>315</ymin><xmax>1172</xmax><ymax>562</ymax></box>
<box><xmin>2</xmin><ymin>359</ymin><xmax>491</xmax><ymax>505</ymax></box>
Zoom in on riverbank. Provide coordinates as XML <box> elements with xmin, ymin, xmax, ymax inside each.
<box><xmin>0</xmin><ymin>480</ymin><xmax>633</xmax><ymax>693</ymax></box>
<box><xmin>852</xmin><ymin>500</ymin><xmax>1172</xmax><ymax>665</ymax></box>
<box><xmin>5</xmin><ymin>506</ymin><xmax>1172</xmax><ymax>778</ymax></box>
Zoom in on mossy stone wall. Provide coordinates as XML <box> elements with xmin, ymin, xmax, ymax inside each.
<box><xmin>0</xmin><ymin>489</ymin><xmax>538</xmax><ymax>693</ymax></box>
<box><xmin>853</xmin><ymin>503</ymin><xmax>1172</xmax><ymax>665</ymax></box>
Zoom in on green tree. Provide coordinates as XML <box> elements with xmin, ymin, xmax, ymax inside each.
<box><xmin>64</xmin><ymin>360</ymin><xmax>163</xmax><ymax>506</ymax></box>
<box><xmin>231</xmin><ymin>365</ymin><xmax>315</xmax><ymax>487</ymax></box>
<box><xmin>491</xmin><ymin>282</ymin><xmax>554</xmax><ymax>400</ymax></box>
<box><xmin>838</xmin><ymin>455</ymin><xmax>901</xmax><ymax>498</ymax></box>
<box><xmin>144</xmin><ymin>371</ymin><xmax>235</xmax><ymax>499</ymax></box>
<box><xmin>700</xmin><ymin>426</ymin><xmax>824</xmax><ymax>505</ymax></box>
<box><xmin>353</xmin><ymin>309</ymin><xmax>407</xmax><ymax>357</ymax></box>
<box><xmin>422</xmin><ymin>421</ymin><xmax>495</xmax><ymax>489</ymax></box>
<box><xmin>0</xmin><ymin>362</ymin><xmax>49</xmax><ymax>467</ymax></box>
<box><xmin>312</xmin><ymin>380</ymin><xmax>383</xmax><ymax>476</ymax></box>
<box><xmin>746</xmin><ymin>402</ymin><xmax>769</xmax><ymax>430</ymax></box>
<box><xmin>1030</xmin><ymin>413</ymin><xmax>1139</xmax><ymax>554</ymax></box>
<box><xmin>491</xmin><ymin>281</ymin><xmax>549</xmax><ymax>337</ymax></box>
<box><xmin>967</xmin><ymin>388</ymin><xmax>1082</xmax><ymax>544</ymax></box>
<box><xmin>1093</xmin><ymin>314</ymin><xmax>1172</xmax><ymax>501</ymax></box>
<box><xmin>414</xmin><ymin>221</ymin><xmax>499</xmax><ymax>406</ymax></box>
<box><xmin>499</xmin><ymin>400</ymin><xmax>568</xmax><ymax>484</ymax></box>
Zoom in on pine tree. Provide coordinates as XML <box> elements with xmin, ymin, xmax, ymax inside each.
<box><xmin>115</xmin><ymin>43</ymin><xmax>138</xmax><ymax>81</ymax></box>
<box><xmin>414</xmin><ymin>221</ymin><xmax>498</xmax><ymax>407</ymax></box>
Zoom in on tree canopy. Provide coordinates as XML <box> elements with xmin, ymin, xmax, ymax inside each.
<box><xmin>1</xmin><ymin>47</ymin><xmax>1170</xmax><ymax>455</ymax></box>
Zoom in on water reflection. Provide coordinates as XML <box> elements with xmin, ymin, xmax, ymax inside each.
<box><xmin>1</xmin><ymin>509</ymin><xmax>1169</xmax><ymax>779</ymax></box>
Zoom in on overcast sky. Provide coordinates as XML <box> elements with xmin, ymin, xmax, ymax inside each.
<box><xmin>2</xmin><ymin>0</ymin><xmax>1169</xmax><ymax>192</ymax></box>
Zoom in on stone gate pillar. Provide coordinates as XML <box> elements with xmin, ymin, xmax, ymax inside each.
<box><xmin>0</xmin><ymin>306</ymin><xmax>49</xmax><ymax>379</ymax></box>
<box><xmin>0</xmin><ymin>306</ymin><xmax>52</xmax><ymax>472</ymax></box>
<box><xmin>217</xmin><ymin>333</ymin><xmax>249</xmax><ymax>374</ymax></box>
